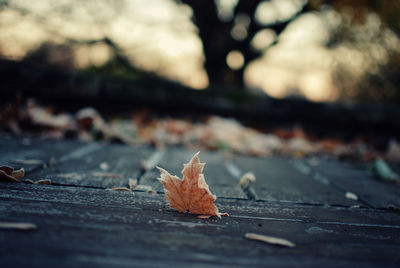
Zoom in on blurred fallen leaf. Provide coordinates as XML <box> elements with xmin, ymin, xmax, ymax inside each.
<box><xmin>37</xmin><ymin>179</ymin><xmax>51</xmax><ymax>185</ymax></box>
<box><xmin>345</xmin><ymin>192</ymin><xmax>358</xmax><ymax>200</ymax></box>
<box><xmin>0</xmin><ymin>222</ymin><xmax>37</xmax><ymax>231</ymax></box>
<box><xmin>129</xmin><ymin>178</ymin><xmax>137</xmax><ymax>189</ymax></box>
<box><xmin>111</xmin><ymin>187</ymin><xmax>131</xmax><ymax>192</ymax></box>
<box><xmin>23</xmin><ymin>178</ymin><xmax>51</xmax><ymax>185</ymax></box>
<box><xmin>371</xmin><ymin>157</ymin><xmax>400</xmax><ymax>183</ymax></box>
<box><xmin>245</xmin><ymin>233</ymin><xmax>295</xmax><ymax>248</ymax></box>
<box><xmin>27</xmin><ymin>105</ymin><xmax>75</xmax><ymax>131</ymax></box>
<box><xmin>239</xmin><ymin>172</ymin><xmax>256</xmax><ymax>190</ymax></box>
<box><xmin>0</xmin><ymin>166</ymin><xmax>24</xmax><ymax>182</ymax></box>
<box><xmin>286</xmin><ymin>138</ymin><xmax>315</xmax><ymax>157</ymax></box>
<box><xmin>99</xmin><ymin>162</ymin><xmax>109</xmax><ymax>171</ymax></box>
<box><xmin>157</xmin><ymin>152</ymin><xmax>225</xmax><ymax>218</ymax></box>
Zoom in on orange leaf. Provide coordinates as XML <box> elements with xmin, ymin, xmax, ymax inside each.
<box><xmin>157</xmin><ymin>152</ymin><xmax>223</xmax><ymax>218</ymax></box>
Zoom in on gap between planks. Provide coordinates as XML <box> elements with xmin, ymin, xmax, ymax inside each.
<box><xmin>2</xmin><ymin>191</ymin><xmax>400</xmax><ymax>230</ymax></box>
<box><xmin>290</xmin><ymin>160</ymin><xmax>375</xmax><ymax>208</ymax></box>
<box><xmin>19</xmin><ymin>143</ymin><xmax>389</xmax><ymax>210</ymax></box>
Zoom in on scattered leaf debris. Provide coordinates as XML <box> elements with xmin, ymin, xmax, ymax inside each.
<box><xmin>24</xmin><ymin>179</ymin><xmax>36</xmax><ymax>184</ymax></box>
<box><xmin>128</xmin><ymin>178</ymin><xmax>137</xmax><ymax>189</ymax></box>
<box><xmin>345</xmin><ymin>192</ymin><xmax>358</xmax><ymax>200</ymax></box>
<box><xmin>99</xmin><ymin>162</ymin><xmax>109</xmax><ymax>171</ymax></box>
<box><xmin>23</xmin><ymin>178</ymin><xmax>51</xmax><ymax>185</ymax></box>
<box><xmin>111</xmin><ymin>187</ymin><xmax>131</xmax><ymax>192</ymax></box>
<box><xmin>3</xmin><ymin>100</ymin><xmax>399</xmax><ymax>163</ymax></box>
<box><xmin>239</xmin><ymin>172</ymin><xmax>256</xmax><ymax>189</ymax></box>
<box><xmin>157</xmin><ymin>152</ymin><xmax>226</xmax><ymax>218</ymax></box>
<box><xmin>371</xmin><ymin>157</ymin><xmax>400</xmax><ymax>183</ymax></box>
<box><xmin>245</xmin><ymin>233</ymin><xmax>295</xmax><ymax>248</ymax></box>
<box><xmin>0</xmin><ymin>166</ymin><xmax>24</xmax><ymax>182</ymax></box>
<box><xmin>11</xmin><ymin>159</ymin><xmax>44</xmax><ymax>165</ymax></box>
<box><xmin>0</xmin><ymin>222</ymin><xmax>37</xmax><ymax>231</ymax></box>
<box><xmin>37</xmin><ymin>179</ymin><xmax>51</xmax><ymax>185</ymax></box>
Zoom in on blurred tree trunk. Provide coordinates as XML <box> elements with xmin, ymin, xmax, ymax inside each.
<box><xmin>182</xmin><ymin>0</ymin><xmax>309</xmax><ymax>90</ymax></box>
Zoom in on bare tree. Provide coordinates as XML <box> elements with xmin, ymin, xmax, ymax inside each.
<box><xmin>180</xmin><ymin>0</ymin><xmax>309</xmax><ymax>89</ymax></box>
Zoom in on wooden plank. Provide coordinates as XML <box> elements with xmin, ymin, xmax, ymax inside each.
<box><xmin>140</xmin><ymin>148</ymin><xmax>247</xmax><ymax>199</ymax></box>
<box><xmin>232</xmin><ymin>155</ymin><xmax>361</xmax><ymax>206</ymax></box>
<box><xmin>28</xmin><ymin>143</ymin><xmax>153</xmax><ymax>188</ymax></box>
<box><xmin>302</xmin><ymin>157</ymin><xmax>400</xmax><ymax>208</ymax></box>
<box><xmin>0</xmin><ymin>183</ymin><xmax>399</xmax><ymax>267</ymax></box>
<box><xmin>0</xmin><ymin>137</ymin><xmax>88</xmax><ymax>173</ymax></box>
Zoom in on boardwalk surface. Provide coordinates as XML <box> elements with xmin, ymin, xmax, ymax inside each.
<box><xmin>1</xmin><ymin>137</ymin><xmax>400</xmax><ymax>267</ymax></box>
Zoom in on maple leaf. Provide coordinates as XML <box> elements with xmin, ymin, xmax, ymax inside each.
<box><xmin>157</xmin><ymin>152</ymin><xmax>223</xmax><ymax>218</ymax></box>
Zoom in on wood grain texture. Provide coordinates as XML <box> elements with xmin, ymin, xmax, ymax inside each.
<box><xmin>0</xmin><ymin>138</ymin><xmax>86</xmax><ymax>173</ymax></box>
<box><xmin>233</xmin><ymin>155</ymin><xmax>361</xmax><ymax>206</ymax></box>
<box><xmin>300</xmin><ymin>157</ymin><xmax>400</xmax><ymax>208</ymax></box>
<box><xmin>0</xmin><ymin>183</ymin><xmax>399</xmax><ymax>267</ymax></box>
<box><xmin>1</xmin><ymin>138</ymin><xmax>400</xmax><ymax>267</ymax></box>
<box><xmin>28</xmin><ymin>142</ymin><xmax>153</xmax><ymax>188</ymax></box>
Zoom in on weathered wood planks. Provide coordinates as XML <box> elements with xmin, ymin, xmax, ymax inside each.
<box><xmin>1</xmin><ymin>183</ymin><xmax>399</xmax><ymax>267</ymax></box>
<box><xmin>1</xmin><ymin>137</ymin><xmax>400</xmax><ymax>267</ymax></box>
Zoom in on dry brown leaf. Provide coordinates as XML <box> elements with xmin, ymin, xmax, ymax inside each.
<box><xmin>37</xmin><ymin>179</ymin><xmax>51</xmax><ymax>185</ymax></box>
<box><xmin>0</xmin><ymin>222</ymin><xmax>37</xmax><ymax>231</ymax></box>
<box><xmin>157</xmin><ymin>152</ymin><xmax>224</xmax><ymax>218</ymax></box>
<box><xmin>27</xmin><ymin>106</ymin><xmax>75</xmax><ymax>130</ymax></box>
<box><xmin>239</xmin><ymin>172</ymin><xmax>256</xmax><ymax>190</ymax></box>
<box><xmin>245</xmin><ymin>233</ymin><xmax>295</xmax><ymax>248</ymax></box>
<box><xmin>0</xmin><ymin>166</ymin><xmax>24</xmax><ymax>182</ymax></box>
<box><xmin>0</xmin><ymin>166</ymin><xmax>14</xmax><ymax>174</ymax></box>
<box><xmin>111</xmin><ymin>187</ymin><xmax>131</xmax><ymax>192</ymax></box>
<box><xmin>12</xmin><ymin>169</ymin><xmax>25</xmax><ymax>180</ymax></box>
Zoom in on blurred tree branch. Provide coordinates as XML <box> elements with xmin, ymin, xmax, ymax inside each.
<box><xmin>180</xmin><ymin>0</ymin><xmax>309</xmax><ymax>89</ymax></box>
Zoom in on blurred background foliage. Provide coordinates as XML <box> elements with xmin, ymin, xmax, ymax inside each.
<box><xmin>0</xmin><ymin>0</ymin><xmax>399</xmax><ymax>103</ymax></box>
